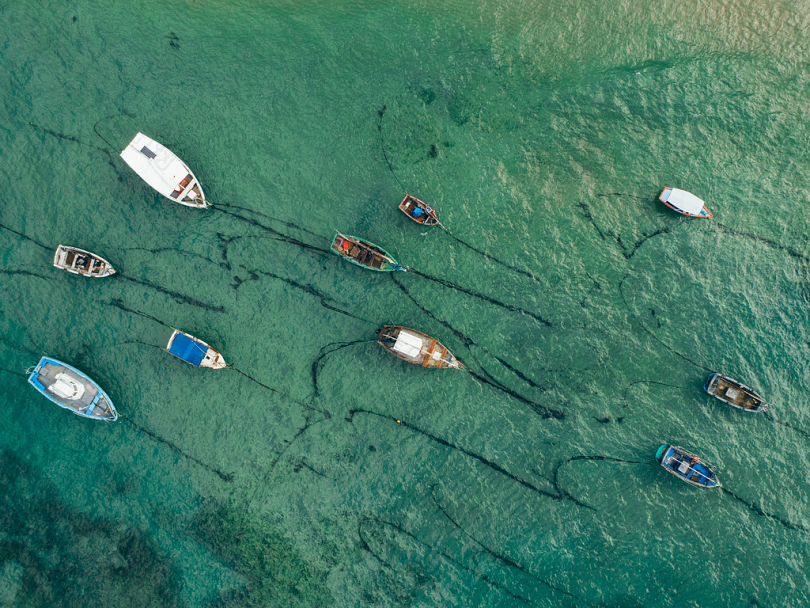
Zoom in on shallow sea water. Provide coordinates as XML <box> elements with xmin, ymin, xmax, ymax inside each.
<box><xmin>1</xmin><ymin>0</ymin><xmax>810</xmax><ymax>606</ymax></box>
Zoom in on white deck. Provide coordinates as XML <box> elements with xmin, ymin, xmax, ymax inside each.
<box><xmin>660</xmin><ymin>188</ymin><xmax>705</xmax><ymax>215</ymax></box>
<box><xmin>121</xmin><ymin>132</ymin><xmax>205</xmax><ymax>205</ymax></box>
<box><xmin>392</xmin><ymin>331</ymin><xmax>424</xmax><ymax>358</ymax></box>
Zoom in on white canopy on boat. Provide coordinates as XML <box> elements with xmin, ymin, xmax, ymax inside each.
<box><xmin>120</xmin><ymin>132</ymin><xmax>200</xmax><ymax>199</ymax></box>
<box><xmin>660</xmin><ymin>188</ymin><xmax>705</xmax><ymax>215</ymax></box>
<box><xmin>392</xmin><ymin>331</ymin><xmax>423</xmax><ymax>358</ymax></box>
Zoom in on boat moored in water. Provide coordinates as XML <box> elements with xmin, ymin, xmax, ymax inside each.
<box><xmin>659</xmin><ymin>188</ymin><xmax>712</xmax><ymax>217</ymax></box>
<box><xmin>27</xmin><ymin>356</ymin><xmax>117</xmax><ymax>421</ymax></box>
<box><xmin>166</xmin><ymin>330</ymin><xmax>228</xmax><ymax>369</ymax></box>
<box><xmin>399</xmin><ymin>195</ymin><xmax>442</xmax><ymax>227</ymax></box>
<box><xmin>656</xmin><ymin>444</ymin><xmax>720</xmax><ymax>488</ymax></box>
<box><xmin>377</xmin><ymin>325</ymin><xmax>462</xmax><ymax>369</ymax></box>
<box><xmin>53</xmin><ymin>245</ymin><xmax>116</xmax><ymax>278</ymax></box>
<box><xmin>331</xmin><ymin>232</ymin><xmax>406</xmax><ymax>272</ymax></box>
<box><xmin>121</xmin><ymin>132</ymin><xmax>208</xmax><ymax>208</ymax></box>
<box><xmin>704</xmin><ymin>373</ymin><xmax>768</xmax><ymax>412</ymax></box>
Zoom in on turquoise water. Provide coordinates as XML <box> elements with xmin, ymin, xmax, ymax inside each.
<box><xmin>2</xmin><ymin>0</ymin><xmax>810</xmax><ymax>606</ymax></box>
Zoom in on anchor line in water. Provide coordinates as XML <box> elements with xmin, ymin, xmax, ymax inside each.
<box><xmin>116</xmin><ymin>274</ymin><xmax>225</xmax><ymax>313</ymax></box>
<box><xmin>429</xmin><ymin>485</ymin><xmax>602</xmax><ymax>607</ymax></box>
<box><xmin>359</xmin><ymin>517</ymin><xmax>532</xmax><ymax>606</ymax></box>
<box><xmin>310</xmin><ymin>340</ymin><xmax>370</xmax><ymax>401</ymax></box>
<box><xmin>119</xmin><ymin>414</ymin><xmax>233</xmax><ymax>482</ymax></box>
<box><xmin>0</xmin><ymin>367</ymin><xmax>27</xmax><ymax>379</ymax></box>
<box><xmin>720</xmin><ymin>487</ymin><xmax>808</xmax><ymax>534</ymax></box>
<box><xmin>618</xmin><ymin>274</ymin><xmax>712</xmax><ymax>372</ymax></box>
<box><xmin>230</xmin><ymin>367</ymin><xmax>315</xmax><ymax>411</ymax></box>
<box><xmin>91</xmin><ymin>111</ymin><xmax>135</xmax><ymax>151</ymax></box>
<box><xmin>764</xmin><ymin>413</ymin><xmax>810</xmax><ymax>440</ymax></box>
<box><xmin>108</xmin><ymin>299</ymin><xmax>173</xmax><ymax>328</ymax></box>
<box><xmin>29</xmin><ymin>121</ymin><xmax>122</xmax><ymax>178</ymax></box>
<box><xmin>238</xmin><ymin>411</ymin><xmax>329</xmax><ymax>529</ymax></box>
<box><xmin>551</xmin><ymin>455</ymin><xmax>650</xmax><ymax>509</ymax></box>
<box><xmin>622</xmin><ymin>380</ymin><xmax>696</xmax><ymax>409</ymax></box>
<box><xmin>211</xmin><ymin>208</ymin><xmax>330</xmax><ymax>255</ymax></box>
<box><xmin>408</xmin><ymin>268</ymin><xmax>552</xmax><ymax>327</ymax></box>
<box><xmin>0</xmin><ymin>222</ymin><xmax>51</xmax><ymax>251</ymax></box>
<box><xmin>209</xmin><ymin>202</ymin><xmax>321</xmax><ymax>237</ymax></box>
<box><xmin>444</xmin><ymin>230</ymin><xmax>541</xmax><ymax>283</ymax></box>
<box><xmin>0</xmin><ymin>269</ymin><xmax>49</xmax><ymax>280</ymax></box>
<box><xmin>348</xmin><ymin>408</ymin><xmax>585</xmax><ymax>507</ymax></box>
<box><xmin>249</xmin><ymin>268</ymin><xmax>377</xmax><ymax>324</ymax></box>
<box><xmin>465</xmin><ymin>365</ymin><xmax>562</xmax><ymax>420</ymax></box>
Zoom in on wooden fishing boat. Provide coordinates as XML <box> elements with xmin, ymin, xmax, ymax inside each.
<box><xmin>120</xmin><ymin>132</ymin><xmax>208</xmax><ymax>208</ymax></box>
<box><xmin>399</xmin><ymin>194</ymin><xmax>442</xmax><ymax>227</ymax></box>
<box><xmin>659</xmin><ymin>187</ymin><xmax>712</xmax><ymax>217</ymax></box>
<box><xmin>27</xmin><ymin>356</ymin><xmax>117</xmax><ymax>421</ymax></box>
<box><xmin>704</xmin><ymin>373</ymin><xmax>768</xmax><ymax>412</ymax></box>
<box><xmin>377</xmin><ymin>325</ymin><xmax>462</xmax><ymax>369</ymax></box>
<box><xmin>655</xmin><ymin>445</ymin><xmax>720</xmax><ymax>488</ymax></box>
<box><xmin>53</xmin><ymin>245</ymin><xmax>116</xmax><ymax>277</ymax></box>
<box><xmin>166</xmin><ymin>329</ymin><xmax>227</xmax><ymax>369</ymax></box>
<box><xmin>331</xmin><ymin>232</ymin><xmax>406</xmax><ymax>272</ymax></box>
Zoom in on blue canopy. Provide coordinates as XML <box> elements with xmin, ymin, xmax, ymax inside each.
<box><xmin>169</xmin><ymin>332</ymin><xmax>206</xmax><ymax>366</ymax></box>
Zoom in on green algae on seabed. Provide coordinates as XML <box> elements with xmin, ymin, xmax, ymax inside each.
<box><xmin>0</xmin><ymin>450</ymin><xmax>182</xmax><ymax>608</ymax></box>
<box><xmin>194</xmin><ymin>499</ymin><xmax>333</xmax><ymax>608</ymax></box>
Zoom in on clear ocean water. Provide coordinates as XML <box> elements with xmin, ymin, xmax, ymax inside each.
<box><xmin>1</xmin><ymin>0</ymin><xmax>809</xmax><ymax>606</ymax></box>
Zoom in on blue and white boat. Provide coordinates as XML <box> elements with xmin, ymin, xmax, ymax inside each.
<box><xmin>655</xmin><ymin>445</ymin><xmax>720</xmax><ymax>488</ymax></box>
<box><xmin>27</xmin><ymin>356</ymin><xmax>117</xmax><ymax>421</ymax></box>
<box><xmin>166</xmin><ymin>329</ymin><xmax>228</xmax><ymax>369</ymax></box>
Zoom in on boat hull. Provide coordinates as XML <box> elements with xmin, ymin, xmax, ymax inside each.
<box><xmin>657</xmin><ymin>444</ymin><xmax>720</xmax><ymax>488</ymax></box>
<box><xmin>399</xmin><ymin>195</ymin><xmax>440</xmax><ymax>226</ymax></box>
<box><xmin>659</xmin><ymin>187</ymin><xmax>713</xmax><ymax>217</ymax></box>
<box><xmin>331</xmin><ymin>232</ymin><xmax>405</xmax><ymax>272</ymax></box>
<box><xmin>53</xmin><ymin>245</ymin><xmax>116</xmax><ymax>278</ymax></box>
<box><xmin>27</xmin><ymin>356</ymin><xmax>117</xmax><ymax>421</ymax></box>
<box><xmin>377</xmin><ymin>326</ymin><xmax>461</xmax><ymax>369</ymax></box>
<box><xmin>121</xmin><ymin>132</ymin><xmax>207</xmax><ymax>208</ymax></box>
<box><xmin>704</xmin><ymin>373</ymin><xmax>768</xmax><ymax>412</ymax></box>
<box><xmin>166</xmin><ymin>330</ymin><xmax>227</xmax><ymax>369</ymax></box>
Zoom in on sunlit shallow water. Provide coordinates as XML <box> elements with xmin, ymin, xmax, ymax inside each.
<box><xmin>1</xmin><ymin>0</ymin><xmax>810</xmax><ymax>606</ymax></box>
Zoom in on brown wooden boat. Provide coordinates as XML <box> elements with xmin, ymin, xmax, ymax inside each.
<box><xmin>377</xmin><ymin>325</ymin><xmax>462</xmax><ymax>369</ymax></box>
<box><xmin>399</xmin><ymin>195</ymin><xmax>442</xmax><ymax>227</ymax></box>
<box><xmin>704</xmin><ymin>373</ymin><xmax>768</xmax><ymax>412</ymax></box>
<box><xmin>53</xmin><ymin>245</ymin><xmax>116</xmax><ymax>278</ymax></box>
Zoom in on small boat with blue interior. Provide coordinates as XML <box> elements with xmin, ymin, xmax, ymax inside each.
<box><xmin>331</xmin><ymin>232</ymin><xmax>406</xmax><ymax>272</ymax></box>
<box><xmin>399</xmin><ymin>195</ymin><xmax>442</xmax><ymax>227</ymax></box>
<box><xmin>166</xmin><ymin>329</ymin><xmax>228</xmax><ymax>369</ymax></box>
<box><xmin>659</xmin><ymin>187</ymin><xmax>712</xmax><ymax>217</ymax></box>
<box><xmin>120</xmin><ymin>132</ymin><xmax>208</xmax><ymax>208</ymax></box>
<box><xmin>704</xmin><ymin>373</ymin><xmax>768</xmax><ymax>412</ymax></box>
<box><xmin>377</xmin><ymin>326</ymin><xmax>462</xmax><ymax>369</ymax></box>
<box><xmin>656</xmin><ymin>444</ymin><xmax>720</xmax><ymax>488</ymax></box>
<box><xmin>27</xmin><ymin>356</ymin><xmax>117</xmax><ymax>421</ymax></box>
<box><xmin>53</xmin><ymin>245</ymin><xmax>116</xmax><ymax>278</ymax></box>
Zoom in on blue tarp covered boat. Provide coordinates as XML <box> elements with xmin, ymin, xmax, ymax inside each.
<box><xmin>27</xmin><ymin>356</ymin><xmax>117</xmax><ymax>421</ymax></box>
<box><xmin>656</xmin><ymin>444</ymin><xmax>720</xmax><ymax>488</ymax></box>
<box><xmin>166</xmin><ymin>329</ymin><xmax>228</xmax><ymax>369</ymax></box>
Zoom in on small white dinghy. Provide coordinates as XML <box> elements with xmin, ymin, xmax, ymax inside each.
<box><xmin>659</xmin><ymin>187</ymin><xmax>712</xmax><ymax>218</ymax></box>
<box><xmin>121</xmin><ymin>132</ymin><xmax>208</xmax><ymax>208</ymax></box>
<box><xmin>53</xmin><ymin>245</ymin><xmax>116</xmax><ymax>278</ymax></box>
